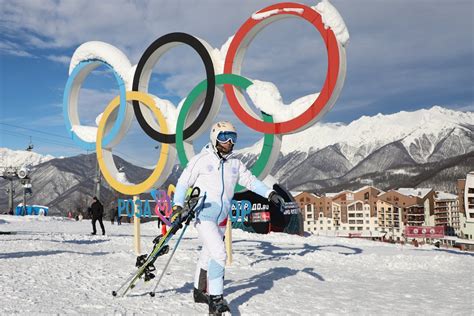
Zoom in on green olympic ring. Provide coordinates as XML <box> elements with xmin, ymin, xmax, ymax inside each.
<box><xmin>176</xmin><ymin>74</ymin><xmax>280</xmax><ymax>192</ymax></box>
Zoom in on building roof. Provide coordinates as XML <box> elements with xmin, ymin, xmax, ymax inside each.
<box><xmin>325</xmin><ymin>191</ymin><xmax>348</xmax><ymax>198</ymax></box>
<box><xmin>396</xmin><ymin>188</ymin><xmax>432</xmax><ymax>198</ymax></box>
<box><xmin>294</xmin><ymin>192</ymin><xmax>320</xmax><ymax>199</ymax></box>
<box><xmin>435</xmin><ymin>191</ymin><xmax>458</xmax><ymax>200</ymax></box>
<box><xmin>354</xmin><ymin>185</ymin><xmax>384</xmax><ymax>194</ymax></box>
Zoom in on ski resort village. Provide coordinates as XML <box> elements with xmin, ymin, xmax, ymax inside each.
<box><xmin>295</xmin><ymin>180</ymin><xmax>474</xmax><ymax>248</ymax></box>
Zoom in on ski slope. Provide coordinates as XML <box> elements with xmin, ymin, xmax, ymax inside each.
<box><xmin>0</xmin><ymin>215</ymin><xmax>472</xmax><ymax>315</ymax></box>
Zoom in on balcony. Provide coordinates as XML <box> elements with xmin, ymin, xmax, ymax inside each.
<box><xmin>407</xmin><ymin>220</ymin><xmax>424</xmax><ymax>224</ymax></box>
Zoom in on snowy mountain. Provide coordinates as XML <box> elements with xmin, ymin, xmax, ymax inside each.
<box><xmin>240</xmin><ymin>106</ymin><xmax>473</xmax><ymax>165</ymax></box>
<box><xmin>237</xmin><ymin>106</ymin><xmax>473</xmax><ymax>191</ymax></box>
<box><xmin>0</xmin><ymin>153</ymin><xmax>180</xmax><ymax>216</ymax></box>
<box><xmin>1</xmin><ymin>106</ymin><xmax>472</xmax><ymax>215</ymax></box>
<box><xmin>0</xmin><ymin>148</ymin><xmax>54</xmax><ymax>168</ymax></box>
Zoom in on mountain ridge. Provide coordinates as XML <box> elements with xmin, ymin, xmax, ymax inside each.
<box><xmin>1</xmin><ymin>106</ymin><xmax>472</xmax><ymax>215</ymax></box>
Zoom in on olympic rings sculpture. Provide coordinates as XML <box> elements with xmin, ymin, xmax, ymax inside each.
<box><xmin>63</xmin><ymin>2</ymin><xmax>347</xmax><ymax>195</ymax></box>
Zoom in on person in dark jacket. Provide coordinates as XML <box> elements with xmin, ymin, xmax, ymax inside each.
<box><xmin>89</xmin><ymin>196</ymin><xmax>105</xmax><ymax>235</ymax></box>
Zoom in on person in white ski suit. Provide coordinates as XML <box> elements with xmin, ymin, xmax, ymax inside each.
<box><xmin>172</xmin><ymin>121</ymin><xmax>285</xmax><ymax>314</ymax></box>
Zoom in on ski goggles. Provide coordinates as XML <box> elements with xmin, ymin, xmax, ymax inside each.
<box><xmin>217</xmin><ymin>131</ymin><xmax>237</xmax><ymax>144</ymax></box>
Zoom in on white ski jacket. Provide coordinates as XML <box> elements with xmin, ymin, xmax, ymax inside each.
<box><xmin>174</xmin><ymin>144</ymin><xmax>272</xmax><ymax>225</ymax></box>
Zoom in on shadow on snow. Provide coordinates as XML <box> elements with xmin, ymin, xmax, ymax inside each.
<box><xmin>0</xmin><ymin>250</ymin><xmax>109</xmax><ymax>259</ymax></box>
<box><xmin>232</xmin><ymin>240</ymin><xmax>363</xmax><ymax>266</ymax></box>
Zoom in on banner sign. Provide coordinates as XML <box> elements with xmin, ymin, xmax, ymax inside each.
<box><xmin>281</xmin><ymin>201</ymin><xmax>300</xmax><ymax>215</ymax></box>
<box><xmin>405</xmin><ymin>226</ymin><xmax>444</xmax><ymax>238</ymax></box>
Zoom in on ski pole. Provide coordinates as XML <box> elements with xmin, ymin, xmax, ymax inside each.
<box><xmin>149</xmin><ymin>194</ymin><xmax>205</xmax><ymax>297</ymax></box>
<box><xmin>112</xmin><ymin>270</ymin><xmax>141</xmax><ymax>297</ymax></box>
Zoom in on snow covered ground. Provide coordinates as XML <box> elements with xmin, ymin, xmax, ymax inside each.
<box><xmin>0</xmin><ymin>215</ymin><xmax>472</xmax><ymax>315</ymax></box>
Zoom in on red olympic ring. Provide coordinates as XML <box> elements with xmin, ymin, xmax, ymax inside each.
<box><xmin>224</xmin><ymin>2</ymin><xmax>343</xmax><ymax>134</ymax></box>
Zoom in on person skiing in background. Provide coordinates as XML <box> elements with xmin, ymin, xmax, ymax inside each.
<box><xmin>172</xmin><ymin>121</ymin><xmax>285</xmax><ymax>315</ymax></box>
<box><xmin>89</xmin><ymin>196</ymin><xmax>105</xmax><ymax>235</ymax></box>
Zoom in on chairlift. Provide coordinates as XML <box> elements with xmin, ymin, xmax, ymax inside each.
<box><xmin>26</xmin><ymin>136</ymin><xmax>34</xmax><ymax>151</ymax></box>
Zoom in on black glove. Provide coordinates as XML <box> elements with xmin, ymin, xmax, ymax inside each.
<box><xmin>171</xmin><ymin>205</ymin><xmax>183</xmax><ymax>223</ymax></box>
<box><xmin>268</xmin><ymin>191</ymin><xmax>285</xmax><ymax>208</ymax></box>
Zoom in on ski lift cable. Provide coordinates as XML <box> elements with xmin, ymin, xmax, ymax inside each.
<box><xmin>0</xmin><ymin>122</ymin><xmax>71</xmax><ymax>140</ymax></box>
<box><xmin>2</xmin><ymin>127</ymin><xmax>156</xmax><ymax>167</ymax></box>
<box><xmin>0</xmin><ymin>129</ymin><xmax>79</xmax><ymax>149</ymax></box>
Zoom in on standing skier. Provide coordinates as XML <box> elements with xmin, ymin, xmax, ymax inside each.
<box><xmin>172</xmin><ymin>121</ymin><xmax>285</xmax><ymax>314</ymax></box>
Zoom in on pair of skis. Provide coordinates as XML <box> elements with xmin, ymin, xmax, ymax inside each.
<box><xmin>112</xmin><ymin>187</ymin><xmax>205</xmax><ymax>297</ymax></box>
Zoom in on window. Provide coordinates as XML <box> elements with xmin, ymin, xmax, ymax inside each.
<box><xmin>364</xmin><ymin>192</ymin><xmax>369</xmax><ymax>200</ymax></box>
<box><xmin>307</xmin><ymin>214</ymin><xmax>312</xmax><ymax>219</ymax></box>
<box><xmin>328</xmin><ymin>227</ymin><xmax>331</xmax><ymax>230</ymax></box>
<box><xmin>307</xmin><ymin>221</ymin><xmax>311</xmax><ymax>225</ymax></box>
<box><xmin>357</xmin><ymin>227</ymin><xmax>363</xmax><ymax>231</ymax></box>
<box><xmin>320</xmin><ymin>220</ymin><xmax>323</xmax><ymax>224</ymax></box>
<box><xmin>468</xmin><ymin>188</ymin><xmax>474</xmax><ymax>194</ymax></box>
<box><xmin>350</xmin><ymin>227</ymin><xmax>355</xmax><ymax>230</ymax></box>
<box><xmin>349</xmin><ymin>214</ymin><xmax>355</xmax><ymax>217</ymax></box>
<box><xmin>366</xmin><ymin>220</ymin><xmax>370</xmax><ymax>224</ymax></box>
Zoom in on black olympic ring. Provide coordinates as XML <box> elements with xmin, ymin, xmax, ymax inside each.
<box><xmin>132</xmin><ymin>32</ymin><xmax>216</xmax><ymax>144</ymax></box>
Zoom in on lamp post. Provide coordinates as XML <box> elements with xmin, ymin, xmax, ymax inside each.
<box><xmin>94</xmin><ymin>161</ymin><xmax>101</xmax><ymax>200</ymax></box>
<box><xmin>2</xmin><ymin>167</ymin><xmax>18</xmax><ymax>215</ymax></box>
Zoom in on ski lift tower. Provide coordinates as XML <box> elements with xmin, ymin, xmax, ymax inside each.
<box><xmin>1</xmin><ymin>166</ymin><xmax>31</xmax><ymax>215</ymax></box>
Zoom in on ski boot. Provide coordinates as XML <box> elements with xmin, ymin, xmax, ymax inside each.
<box><xmin>209</xmin><ymin>294</ymin><xmax>230</xmax><ymax>315</ymax></box>
<box><xmin>193</xmin><ymin>288</ymin><xmax>209</xmax><ymax>304</ymax></box>
<box><xmin>194</xmin><ymin>268</ymin><xmax>209</xmax><ymax>304</ymax></box>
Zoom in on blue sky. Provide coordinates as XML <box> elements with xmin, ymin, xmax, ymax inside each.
<box><xmin>0</xmin><ymin>0</ymin><xmax>473</xmax><ymax>167</ymax></box>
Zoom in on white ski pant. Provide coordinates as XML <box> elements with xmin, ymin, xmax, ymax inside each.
<box><xmin>194</xmin><ymin>220</ymin><xmax>226</xmax><ymax>295</ymax></box>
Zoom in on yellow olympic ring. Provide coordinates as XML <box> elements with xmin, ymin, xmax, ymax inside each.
<box><xmin>96</xmin><ymin>91</ymin><xmax>170</xmax><ymax>195</ymax></box>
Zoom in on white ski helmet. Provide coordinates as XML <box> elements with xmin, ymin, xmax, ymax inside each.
<box><xmin>210</xmin><ymin>121</ymin><xmax>237</xmax><ymax>149</ymax></box>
